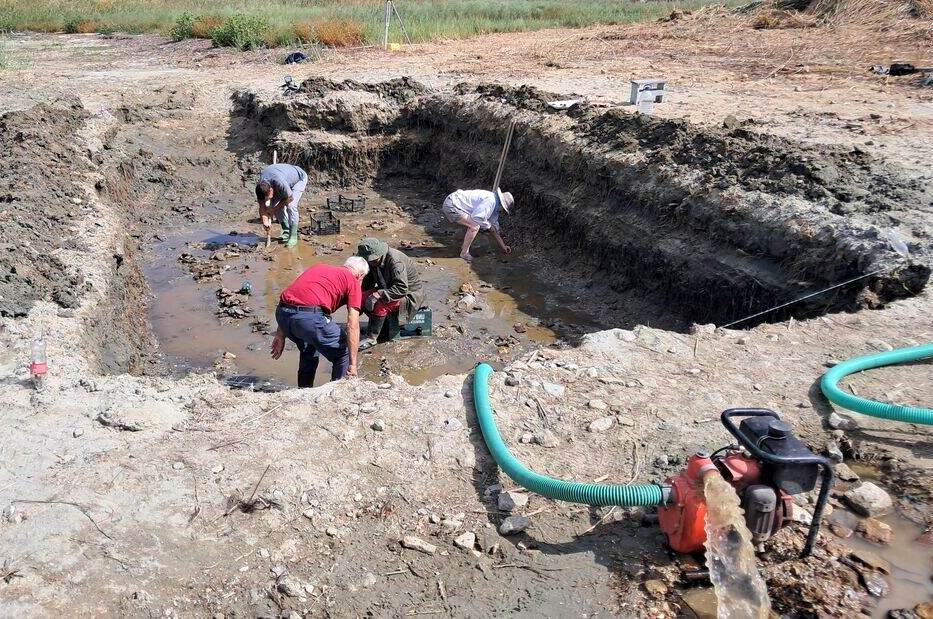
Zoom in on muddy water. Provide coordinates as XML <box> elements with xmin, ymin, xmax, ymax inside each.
<box><xmin>144</xmin><ymin>184</ymin><xmax>605</xmax><ymax>388</ymax></box>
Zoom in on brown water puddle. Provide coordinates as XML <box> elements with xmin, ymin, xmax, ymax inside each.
<box><xmin>143</xmin><ymin>184</ymin><xmax>605</xmax><ymax>388</ymax></box>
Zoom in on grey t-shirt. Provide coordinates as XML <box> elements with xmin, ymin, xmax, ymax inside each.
<box><xmin>259</xmin><ymin>164</ymin><xmax>306</xmax><ymax>201</ymax></box>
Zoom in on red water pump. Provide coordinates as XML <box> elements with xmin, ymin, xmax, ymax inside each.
<box><xmin>658</xmin><ymin>409</ymin><xmax>834</xmax><ymax>557</ymax></box>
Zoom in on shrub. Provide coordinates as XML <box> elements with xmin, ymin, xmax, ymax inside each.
<box><xmin>313</xmin><ymin>17</ymin><xmax>365</xmax><ymax>47</ymax></box>
<box><xmin>64</xmin><ymin>19</ymin><xmax>100</xmax><ymax>34</ymax></box>
<box><xmin>170</xmin><ymin>11</ymin><xmax>194</xmax><ymax>41</ymax></box>
<box><xmin>211</xmin><ymin>13</ymin><xmax>269</xmax><ymax>50</ymax></box>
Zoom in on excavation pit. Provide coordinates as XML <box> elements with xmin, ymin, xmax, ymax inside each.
<box><xmin>109</xmin><ymin>78</ymin><xmax>930</xmax><ymax>387</ymax></box>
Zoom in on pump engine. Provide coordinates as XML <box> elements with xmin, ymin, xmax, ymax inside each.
<box><xmin>658</xmin><ymin>409</ymin><xmax>834</xmax><ymax>557</ymax></box>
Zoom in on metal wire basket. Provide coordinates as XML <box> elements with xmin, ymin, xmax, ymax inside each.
<box><xmin>325</xmin><ymin>194</ymin><xmax>367</xmax><ymax>213</ymax></box>
<box><xmin>310</xmin><ymin>210</ymin><xmax>341</xmax><ymax>235</ymax></box>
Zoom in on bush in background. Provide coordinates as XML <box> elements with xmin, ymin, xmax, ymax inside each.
<box><xmin>169</xmin><ymin>11</ymin><xmax>194</xmax><ymax>41</ymax></box>
<box><xmin>312</xmin><ymin>17</ymin><xmax>365</xmax><ymax>47</ymax></box>
<box><xmin>210</xmin><ymin>13</ymin><xmax>269</xmax><ymax>50</ymax></box>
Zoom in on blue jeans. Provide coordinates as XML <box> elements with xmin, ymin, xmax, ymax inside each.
<box><xmin>275</xmin><ymin>304</ymin><xmax>349</xmax><ymax>387</ymax></box>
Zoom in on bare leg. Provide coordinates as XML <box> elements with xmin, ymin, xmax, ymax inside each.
<box><xmin>457</xmin><ymin>216</ymin><xmax>480</xmax><ymax>261</ymax></box>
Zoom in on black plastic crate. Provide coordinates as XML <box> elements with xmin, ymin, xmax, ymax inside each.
<box><xmin>326</xmin><ymin>194</ymin><xmax>367</xmax><ymax>213</ymax></box>
<box><xmin>310</xmin><ymin>210</ymin><xmax>341</xmax><ymax>235</ymax></box>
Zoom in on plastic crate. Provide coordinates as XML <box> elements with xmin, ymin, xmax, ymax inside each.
<box><xmin>310</xmin><ymin>210</ymin><xmax>341</xmax><ymax>235</ymax></box>
<box><xmin>401</xmin><ymin>308</ymin><xmax>432</xmax><ymax>337</ymax></box>
<box><xmin>326</xmin><ymin>194</ymin><xmax>367</xmax><ymax>213</ymax></box>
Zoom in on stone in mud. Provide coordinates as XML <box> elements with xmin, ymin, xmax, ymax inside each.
<box><xmin>860</xmin><ymin>570</ymin><xmax>889</xmax><ymax>597</ymax></box>
<box><xmin>844</xmin><ymin>482</ymin><xmax>893</xmax><ymax>517</ymax></box>
<box><xmin>499</xmin><ymin>515</ymin><xmax>530</xmax><ymax>535</ymax></box>
<box><xmin>829</xmin><ymin>521</ymin><xmax>854</xmax><ymax>539</ymax></box>
<box><xmin>587</xmin><ymin>416</ymin><xmax>614</xmax><ymax>433</ymax></box>
<box><xmin>834</xmin><ymin>462</ymin><xmax>860</xmax><ymax>482</ymax></box>
<box><xmin>643</xmin><ymin>579</ymin><xmax>668</xmax><ymax>598</ymax></box>
<box><xmin>401</xmin><ymin>535</ymin><xmax>437</xmax><ymax>555</ymax></box>
<box><xmin>848</xmin><ymin>549</ymin><xmax>891</xmax><ymax>574</ymax></box>
<box><xmin>856</xmin><ymin>518</ymin><xmax>892</xmax><ymax>544</ymax></box>
<box><xmin>915</xmin><ymin>603</ymin><xmax>933</xmax><ymax>619</ymax></box>
<box><xmin>498</xmin><ymin>491</ymin><xmax>528</xmax><ymax>511</ymax></box>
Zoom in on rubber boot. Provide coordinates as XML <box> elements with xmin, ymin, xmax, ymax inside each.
<box><xmin>360</xmin><ymin>315</ymin><xmax>385</xmax><ymax>351</ymax></box>
<box><xmin>279</xmin><ymin>219</ymin><xmax>290</xmax><ymax>242</ymax></box>
<box><xmin>286</xmin><ymin>225</ymin><xmax>299</xmax><ymax>248</ymax></box>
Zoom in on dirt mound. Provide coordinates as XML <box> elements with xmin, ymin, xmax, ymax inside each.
<box><xmin>0</xmin><ymin>99</ymin><xmax>93</xmax><ymax>317</ymax></box>
<box><xmin>297</xmin><ymin>76</ymin><xmax>431</xmax><ymax>104</ymax></box>
<box><xmin>584</xmin><ymin>109</ymin><xmax>931</xmax><ymax>215</ymax></box>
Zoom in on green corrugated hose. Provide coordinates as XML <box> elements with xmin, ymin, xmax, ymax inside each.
<box><xmin>821</xmin><ymin>343</ymin><xmax>933</xmax><ymax>426</ymax></box>
<box><xmin>472</xmin><ymin>363</ymin><xmax>664</xmax><ymax>506</ymax></box>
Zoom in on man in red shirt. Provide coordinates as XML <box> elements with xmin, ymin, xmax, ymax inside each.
<box><xmin>271</xmin><ymin>257</ymin><xmax>369</xmax><ymax>386</ymax></box>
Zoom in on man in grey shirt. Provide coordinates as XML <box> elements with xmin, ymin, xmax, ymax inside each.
<box><xmin>256</xmin><ymin>163</ymin><xmax>308</xmax><ymax>248</ymax></box>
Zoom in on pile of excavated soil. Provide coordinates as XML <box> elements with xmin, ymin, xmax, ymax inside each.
<box><xmin>0</xmin><ymin>98</ymin><xmax>94</xmax><ymax>317</ymax></box>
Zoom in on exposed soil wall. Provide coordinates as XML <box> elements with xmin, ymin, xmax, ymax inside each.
<box><xmin>234</xmin><ymin>79</ymin><xmax>931</xmax><ymax>326</ymax></box>
<box><xmin>0</xmin><ymin>99</ymin><xmax>93</xmax><ymax>317</ymax></box>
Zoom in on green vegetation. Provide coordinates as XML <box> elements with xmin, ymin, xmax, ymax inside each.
<box><xmin>0</xmin><ymin>0</ymin><xmax>728</xmax><ymax>49</ymax></box>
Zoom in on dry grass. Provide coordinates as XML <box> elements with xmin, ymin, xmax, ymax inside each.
<box><xmin>752</xmin><ymin>8</ymin><xmax>817</xmax><ymax>28</ymax></box>
<box><xmin>191</xmin><ymin>15</ymin><xmax>222</xmax><ymax>38</ymax></box>
<box><xmin>312</xmin><ymin>17</ymin><xmax>365</xmax><ymax>47</ymax></box>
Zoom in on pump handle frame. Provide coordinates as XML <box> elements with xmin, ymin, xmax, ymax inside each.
<box><xmin>721</xmin><ymin>408</ymin><xmax>834</xmax><ymax>557</ymax></box>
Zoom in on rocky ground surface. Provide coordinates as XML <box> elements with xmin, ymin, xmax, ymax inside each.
<box><xmin>1</xmin><ymin>9</ymin><xmax>933</xmax><ymax>617</ymax></box>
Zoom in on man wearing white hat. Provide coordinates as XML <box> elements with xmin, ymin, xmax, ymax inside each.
<box><xmin>441</xmin><ymin>188</ymin><xmax>514</xmax><ymax>262</ymax></box>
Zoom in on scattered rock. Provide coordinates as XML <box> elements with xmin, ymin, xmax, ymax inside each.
<box><xmin>454</xmin><ymin>531</ymin><xmax>476</xmax><ymax>550</ymax></box>
<box><xmin>849</xmin><ymin>549</ymin><xmax>891</xmax><ymax>574</ymax></box>
<box><xmin>915</xmin><ymin>602</ymin><xmax>933</xmax><ymax>619</ymax></box>
<box><xmin>325</xmin><ymin>527</ymin><xmax>339</xmax><ymax>537</ymax></box>
<box><xmin>96</xmin><ymin>411</ymin><xmax>143</xmax><ymax>432</ymax></box>
<box><xmin>587</xmin><ymin>416</ymin><xmax>614</xmax><ymax>433</ymax></box>
<box><xmin>277</xmin><ymin>577</ymin><xmax>303</xmax><ymax>598</ymax></box>
<box><xmin>829</xmin><ymin>521</ymin><xmax>853</xmax><ymax>539</ymax></box>
<box><xmin>824</xmin><ymin>440</ymin><xmax>844</xmax><ymax>463</ymax></box>
<box><xmin>513</xmin><ymin>323</ymin><xmax>527</xmax><ymax>334</ymax></box>
<box><xmin>585</xmin><ymin>367</ymin><xmax>598</xmax><ymax>379</ymax></box>
<box><xmin>860</xmin><ymin>570</ymin><xmax>889</xmax><ymax>597</ymax></box>
<box><xmin>499</xmin><ymin>515</ymin><xmax>530</xmax><ymax>535</ymax></box>
<box><xmin>844</xmin><ymin>482</ymin><xmax>893</xmax><ymax>517</ymax></box>
<box><xmin>498</xmin><ymin>491</ymin><xmax>529</xmax><ymax>511</ymax></box>
<box><xmin>616</xmin><ymin>415</ymin><xmax>635</xmax><ymax>427</ymax></box>
<box><xmin>834</xmin><ymin>462</ymin><xmax>860</xmax><ymax>482</ymax></box>
<box><xmin>654</xmin><ymin>454</ymin><xmax>670</xmax><ymax>468</ymax></box>
<box><xmin>532</xmin><ymin>430</ymin><xmax>559</xmax><ymax>448</ymax></box>
<box><xmin>587</xmin><ymin>399</ymin><xmax>608</xmax><ymax>410</ymax></box>
<box><xmin>857</xmin><ymin>518</ymin><xmax>892</xmax><ymax>544</ymax></box>
<box><xmin>360</xmin><ymin>402</ymin><xmax>378</xmax><ymax>414</ymax></box>
<box><xmin>401</xmin><ymin>535</ymin><xmax>437</xmax><ymax>555</ymax></box>
<box><xmin>361</xmin><ymin>572</ymin><xmax>378</xmax><ymax>588</ymax></box>
<box><xmin>172</xmin><ymin>462</ymin><xmax>184</xmax><ymax>470</ymax></box>
<box><xmin>519</xmin><ymin>432</ymin><xmax>533</xmax><ymax>444</ymax></box>
<box><xmin>644</xmin><ymin>579</ymin><xmax>669</xmax><ymax>598</ymax></box>
<box><xmin>828</xmin><ymin>412</ymin><xmax>858</xmax><ymax>430</ymax></box>
<box><xmin>504</xmin><ymin>375</ymin><xmax>520</xmax><ymax>387</ymax></box>
<box><xmin>211</xmin><ymin>464</ymin><xmax>224</xmax><ymax>474</ymax></box>
<box><xmin>371</xmin><ymin>419</ymin><xmax>386</xmax><ymax>431</ymax></box>
<box><xmin>542</xmin><ymin>382</ymin><xmax>565</xmax><ymax>397</ymax></box>
<box><xmin>72</xmin><ymin>428</ymin><xmax>84</xmax><ymax>438</ymax></box>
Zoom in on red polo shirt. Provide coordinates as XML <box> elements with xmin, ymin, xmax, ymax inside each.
<box><xmin>280</xmin><ymin>264</ymin><xmax>362</xmax><ymax>313</ymax></box>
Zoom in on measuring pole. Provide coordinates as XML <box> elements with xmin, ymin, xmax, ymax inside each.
<box><xmin>383</xmin><ymin>0</ymin><xmax>392</xmax><ymax>50</ymax></box>
<box><xmin>492</xmin><ymin>120</ymin><xmax>516</xmax><ymax>191</ymax></box>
